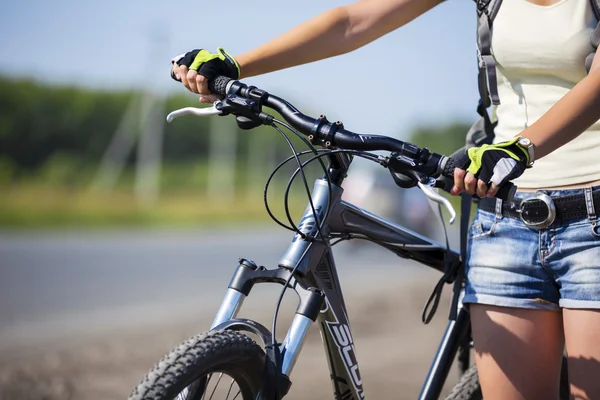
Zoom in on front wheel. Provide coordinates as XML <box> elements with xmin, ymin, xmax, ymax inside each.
<box><xmin>129</xmin><ymin>330</ymin><xmax>266</xmax><ymax>400</ymax></box>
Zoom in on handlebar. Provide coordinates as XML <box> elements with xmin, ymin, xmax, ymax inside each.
<box><xmin>201</xmin><ymin>76</ymin><xmax>516</xmax><ymax>201</ymax></box>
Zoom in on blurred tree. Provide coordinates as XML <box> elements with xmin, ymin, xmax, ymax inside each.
<box><xmin>407</xmin><ymin>122</ymin><xmax>470</xmax><ymax>157</ymax></box>
<box><xmin>0</xmin><ymin>76</ymin><xmax>471</xmax><ymax>189</ymax></box>
<box><xmin>0</xmin><ymin>78</ymin><xmax>131</xmax><ymax>171</ymax></box>
<box><xmin>0</xmin><ymin>77</ymin><xmax>295</xmax><ymax>175</ymax></box>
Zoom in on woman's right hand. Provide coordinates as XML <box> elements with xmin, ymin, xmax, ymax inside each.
<box><xmin>170</xmin><ymin>48</ymin><xmax>240</xmax><ymax>103</ymax></box>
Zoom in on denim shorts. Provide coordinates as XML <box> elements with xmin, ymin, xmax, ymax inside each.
<box><xmin>463</xmin><ymin>187</ymin><xmax>600</xmax><ymax>310</ymax></box>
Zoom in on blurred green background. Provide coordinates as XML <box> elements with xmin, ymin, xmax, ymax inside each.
<box><xmin>0</xmin><ymin>76</ymin><xmax>469</xmax><ymax>228</ymax></box>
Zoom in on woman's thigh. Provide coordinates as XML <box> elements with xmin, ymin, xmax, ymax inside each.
<box><xmin>470</xmin><ymin>304</ymin><xmax>564</xmax><ymax>400</ymax></box>
<box><xmin>563</xmin><ymin>308</ymin><xmax>600</xmax><ymax>400</ymax></box>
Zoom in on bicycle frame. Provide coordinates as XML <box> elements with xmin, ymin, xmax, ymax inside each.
<box><xmin>209</xmin><ymin>165</ymin><xmax>469</xmax><ymax>400</ymax></box>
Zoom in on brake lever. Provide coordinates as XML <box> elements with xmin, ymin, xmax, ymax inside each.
<box><xmin>417</xmin><ymin>178</ymin><xmax>456</xmax><ymax>225</ymax></box>
<box><xmin>166</xmin><ymin>101</ymin><xmax>223</xmax><ymax>123</ymax></box>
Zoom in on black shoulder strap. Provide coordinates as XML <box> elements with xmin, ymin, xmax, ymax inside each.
<box><xmin>591</xmin><ymin>0</ymin><xmax>600</xmax><ymax>21</ymax></box>
<box><xmin>472</xmin><ymin>0</ymin><xmax>502</xmax><ymax>166</ymax></box>
<box><xmin>590</xmin><ymin>0</ymin><xmax>600</xmax><ymax>48</ymax></box>
<box><xmin>586</xmin><ymin>0</ymin><xmax>600</xmax><ymax>71</ymax></box>
<box><xmin>476</xmin><ymin>0</ymin><xmax>503</xmax><ymax>107</ymax></box>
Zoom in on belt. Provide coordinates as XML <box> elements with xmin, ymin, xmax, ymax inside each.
<box><xmin>478</xmin><ymin>189</ymin><xmax>600</xmax><ymax>229</ymax></box>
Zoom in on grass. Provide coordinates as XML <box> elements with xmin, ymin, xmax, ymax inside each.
<box><xmin>0</xmin><ymin>183</ymin><xmax>310</xmax><ymax>228</ymax></box>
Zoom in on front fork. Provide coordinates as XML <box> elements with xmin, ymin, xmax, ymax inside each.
<box><xmin>210</xmin><ymin>288</ymin><xmax>246</xmax><ymax>330</ymax></box>
<box><xmin>210</xmin><ymin>259</ymin><xmax>324</xmax><ymax>378</ymax></box>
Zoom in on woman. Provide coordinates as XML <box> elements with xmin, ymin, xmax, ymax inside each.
<box><xmin>171</xmin><ymin>0</ymin><xmax>600</xmax><ymax>398</ymax></box>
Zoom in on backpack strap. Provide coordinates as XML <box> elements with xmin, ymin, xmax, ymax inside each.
<box><xmin>587</xmin><ymin>0</ymin><xmax>600</xmax><ymax>72</ymax></box>
<box><xmin>476</xmin><ymin>0</ymin><xmax>503</xmax><ymax>107</ymax></box>
<box><xmin>591</xmin><ymin>0</ymin><xmax>600</xmax><ymax>22</ymax></box>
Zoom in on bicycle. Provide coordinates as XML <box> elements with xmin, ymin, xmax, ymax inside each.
<box><xmin>129</xmin><ymin>77</ymin><xmax>569</xmax><ymax>400</ymax></box>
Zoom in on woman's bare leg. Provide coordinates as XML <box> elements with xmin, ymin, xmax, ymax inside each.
<box><xmin>469</xmin><ymin>304</ymin><xmax>564</xmax><ymax>400</ymax></box>
<box><xmin>563</xmin><ymin>308</ymin><xmax>600</xmax><ymax>400</ymax></box>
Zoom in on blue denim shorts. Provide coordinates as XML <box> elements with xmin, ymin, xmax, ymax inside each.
<box><xmin>463</xmin><ymin>187</ymin><xmax>600</xmax><ymax>310</ymax></box>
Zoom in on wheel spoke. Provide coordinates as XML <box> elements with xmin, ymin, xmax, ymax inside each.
<box><xmin>177</xmin><ymin>372</ymin><xmax>241</xmax><ymax>400</ymax></box>
<box><xmin>225</xmin><ymin>379</ymin><xmax>235</xmax><ymax>400</ymax></box>
<box><xmin>176</xmin><ymin>386</ymin><xmax>192</xmax><ymax>400</ymax></box>
<box><xmin>208</xmin><ymin>373</ymin><xmax>224</xmax><ymax>400</ymax></box>
<box><xmin>201</xmin><ymin>374</ymin><xmax>212</xmax><ymax>400</ymax></box>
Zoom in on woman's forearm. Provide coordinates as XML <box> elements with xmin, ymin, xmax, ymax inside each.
<box><xmin>522</xmin><ymin>67</ymin><xmax>600</xmax><ymax>160</ymax></box>
<box><xmin>236</xmin><ymin>0</ymin><xmax>443</xmax><ymax>78</ymax></box>
<box><xmin>236</xmin><ymin>7</ymin><xmax>352</xmax><ymax>78</ymax></box>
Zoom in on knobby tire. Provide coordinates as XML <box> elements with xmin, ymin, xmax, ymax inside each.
<box><xmin>129</xmin><ymin>330</ymin><xmax>266</xmax><ymax>400</ymax></box>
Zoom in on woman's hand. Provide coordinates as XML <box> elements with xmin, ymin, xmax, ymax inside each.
<box><xmin>451</xmin><ymin>169</ymin><xmax>503</xmax><ymax>199</ymax></box>
<box><xmin>451</xmin><ymin>137</ymin><xmax>531</xmax><ymax>198</ymax></box>
<box><xmin>170</xmin><ymin>48</ymin><xmax>240</xmax><ymax>103</ymax></box>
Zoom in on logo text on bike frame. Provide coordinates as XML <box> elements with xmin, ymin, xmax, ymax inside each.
<box><xmin>325</xmin><ymin>314</ymin><xmax>364</xmax><ymax>399</ymax></box>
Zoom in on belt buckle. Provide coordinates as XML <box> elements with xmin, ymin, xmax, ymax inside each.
<box><xmin>518</xmin><ymin>192</ymin><xmax>556</xmax><ymax>229</ymax></box>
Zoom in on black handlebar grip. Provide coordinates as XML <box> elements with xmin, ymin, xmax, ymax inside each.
<box><xmin>208</xmin><ymin>76</ymin><xmax>232</xmax><ymax>96</ymax></box>
<box><xmin>440</xmin><ymin>148</ymin><xmax>517</xmax><ymax>202</ymax></box>
<box><xmin>442</xmin><ymin>148</ymin><xmax>470</xmax><ymax>178</ymax></box>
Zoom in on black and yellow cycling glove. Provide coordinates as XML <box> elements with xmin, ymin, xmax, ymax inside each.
<box><xmin>465</xmin><ymin>137</ymin><xmax>531</xmax><ymax>187</ymax></box>
<box><xmin>171</xmin><ymin>48</ymin><xmax>240</xmax><ymax>82</ymax></box>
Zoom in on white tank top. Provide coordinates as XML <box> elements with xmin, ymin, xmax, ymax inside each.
<box><xmin>491</xmin><ymin>0</ymin><xmax>600</xmax><ymax>188</ymax></box>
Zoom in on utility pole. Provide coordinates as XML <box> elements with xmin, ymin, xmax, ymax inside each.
<box><xmin>92</xmin><ymin>23</ymin><xmax>167</xmax><ymax>208</ymax></box>
<box><xmin>207</xmin><ymin>116</ymin><xmax>237</xmax><ymax>204</ymax></box>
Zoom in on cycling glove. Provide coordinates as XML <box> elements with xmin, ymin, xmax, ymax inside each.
<box><xmin>466</xmin><ymin>137</ymin><xmax>530</xmax><ymax>187</ymax></box>
<box><xmin>171</xmin><ymin>48</ymin><xmax>240</xmax><ymax>83</ymax></box>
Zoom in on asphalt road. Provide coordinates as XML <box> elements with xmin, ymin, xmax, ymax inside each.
<box><xmin>0</xmin><ymin>227</ymin><xmax>446</xmax><ymax>347</ymax></box>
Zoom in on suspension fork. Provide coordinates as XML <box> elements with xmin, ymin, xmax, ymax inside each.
<box><xmin>210</xmin><ymin>258</ymin><xmax>325</xmax><ymax>377</ymax></box>
<box><xmin>210</xmin><ymin>287</ymin><xmax>246</xmax><ymax>330</ymax></box>
<box><xmin>210</xmin><ymin>258</ymin><xmax>257</xmax><ymax>329</ymax></box>
<box><xmin>279</xmin><ymin>286</ymin><xmax>324</xmax><ymax>375</ymax></box>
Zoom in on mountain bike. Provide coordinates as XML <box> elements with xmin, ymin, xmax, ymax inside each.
<box><xmin>128</xmin><ymin>77</ymin><xmax>569</xmax><ymax>400</ymax></box>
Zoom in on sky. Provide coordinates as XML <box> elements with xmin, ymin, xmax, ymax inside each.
<box><xmin>0</xmin><ymin>0</ymin><xmax>479</xmax><ymax>140</ymax></box>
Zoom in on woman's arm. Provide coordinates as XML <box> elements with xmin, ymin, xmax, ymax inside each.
<box><xmin>176</xmin><ymin>0</ymin><xmax>443</xmax><ymax>95</ymax></box>
<box><xmin>237</xmin><ymin>0</ymin><xmax>444</xmax><ymax>78</ymax></box>
<box><xmin>520</xmin><ymin>53</ymin><xmax>600</xmax><ymax>160</ymax></box>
